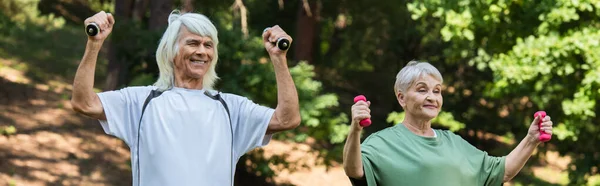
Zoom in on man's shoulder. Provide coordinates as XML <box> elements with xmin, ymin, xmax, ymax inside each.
<box><xmin>213</xmin><ymin>91</ymin><xmax>250</xmax><ymax>103</ymax></box>
<box><xmin>106</xmin><ymin>85</ymin><xmax>156</xmax><ymax>94</ymax></box>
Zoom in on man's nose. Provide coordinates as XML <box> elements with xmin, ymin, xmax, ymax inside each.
<box><xmin>195</xmin><ymin>45</ymin><xmax>207</xmax><ymax>55</ymax></box>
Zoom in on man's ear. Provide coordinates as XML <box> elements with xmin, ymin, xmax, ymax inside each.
<box><xmin>397</xmin><ymin>92</ymin><xmax>406</xmax><ymax>108</ymax></box>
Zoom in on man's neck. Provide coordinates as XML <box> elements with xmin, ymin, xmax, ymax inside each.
<box><xmin>174</xmin><ymin>75</ymin><xmax>203</xmax><ymax>90</ymax></box>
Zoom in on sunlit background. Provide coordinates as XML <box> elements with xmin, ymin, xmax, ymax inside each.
<box><xmin>0</xmin><ymin>0</ymin><xmax>599</xmax><ymax>185</ymax></box>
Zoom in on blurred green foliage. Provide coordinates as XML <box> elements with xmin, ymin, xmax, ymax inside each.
<box><xmin>408</xmin><ymin>0</ymin><xmax>600</xmax><ymax>184</ymax></box>
<box><xmin>1</xmin><ymin>0</ymin><xmax>599</xmax><ymax>185</ymax></box>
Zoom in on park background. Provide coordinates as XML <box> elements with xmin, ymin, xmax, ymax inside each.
<box><xmin>0</xmin><ymin>0</ymin><xmax>599</xmax><ymax>185</ymax></box>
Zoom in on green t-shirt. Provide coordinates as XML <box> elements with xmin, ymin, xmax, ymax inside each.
<box><xmin>351</xmin><ymin>124</ymin><xmax>506</xmax><ymax>186</ymax></box>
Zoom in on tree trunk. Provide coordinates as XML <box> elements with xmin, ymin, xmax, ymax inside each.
<box><xmin>132</xmin><ymin>0</ymin><xmax>150</xmax><ymax>21</ymax></box>
<box><xmin>293</xmin><ymin>0</ymin><xmax>319</xmax><ymax>63</ymax></box>
<box><xmin>182</xmin><ymin>0</ymin><xmax>193</xmax><ymax>12</ymax></box>
<box><xmin>105</xmin><ymin>0</ymin><xmax>134</xmax><ymax>91</ymax></box>
<box><xmin>149</xmin><ymin>0</ymin><xmax>174</xmax><ymax>31</ymax></box>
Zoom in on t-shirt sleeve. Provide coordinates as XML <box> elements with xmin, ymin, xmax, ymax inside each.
<box><xmin>97</xmin><ymin>86</ymin><xmax>152</xmax><ymax>147</ymax></box>
<box><xmin>480</xmin><ymin>153</ymin><xmax>506</xmax><ymax>186</ymax></box>
<box><xmin>454</xmin><ymin>134</ymin><xmax>506</xmax><ymax>186</ymax></box>
<box><xmin>223</xmin><ymin>94</ymin><xmax>275</xmax><ymax>156</ymax></box>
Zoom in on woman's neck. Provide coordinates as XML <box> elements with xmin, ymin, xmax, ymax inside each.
<box><xmin>402</xmin><ymin>115</ymin><xmax>435</xmax><ymax>137</ymax></box>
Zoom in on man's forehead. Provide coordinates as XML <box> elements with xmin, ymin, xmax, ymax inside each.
<box><xmin>181</xmin><ymin>34</ymin><xmax>213</xmax><ymax>42</ymax></box>
<box><xmin>179</xmin><ymin>27</ymin><xmax>213</xmax><ymax>41</ymax></box>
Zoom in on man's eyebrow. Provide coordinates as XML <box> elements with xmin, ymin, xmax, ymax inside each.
<box><xmin>185</xmin><ymin>38</ymin><xmax>200</xmax><ymax>43</ymax></box>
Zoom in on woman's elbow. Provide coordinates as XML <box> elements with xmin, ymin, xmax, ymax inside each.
<box><xmin>343</xmin><ymin>165</ymin><xmax>364</xmax><ymax>179</ymax></box>
<box><xmin>503</xmin><ymin>174</ymin><xmax>513</xmax><ymax>183</ymax></box>
<box><xmin>503</xmin><ymin>169</ymin><xmax>517</xmax><ymax>183</ymax></box>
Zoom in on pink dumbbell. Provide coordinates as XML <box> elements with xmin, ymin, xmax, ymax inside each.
<box><xmin>353</xmin><ymin>95</ymin><xmax>372</xmax><ymax>127</ymax></box>
<box><xmin>534</xmin><ymin>111</ymin><xmax>551</xmax><ymax>142</ymax></box>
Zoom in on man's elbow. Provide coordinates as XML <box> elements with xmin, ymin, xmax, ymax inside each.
<box><xmin>71</xmin><ymin>99</ymin><xmax>87</xmax><ymax>114</ymax></box>
<box><xmin>289</xmin><ymin>116</ymin><xmax>301</xmax><ymax>129</ymax></box>
<box><xmin>280</xmin><ymin>116</ymin><xmax>301</xmax><ymax>130</ymax></box>
<box><xmin>70</xmin><ymin>98</ymin><xmax>100</xmax><ymax>117</ymax></box>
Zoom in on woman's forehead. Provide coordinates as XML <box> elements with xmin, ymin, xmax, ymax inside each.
<box><xmin>415</xmin><ymin>74</ymin><xmax>442</xmax><ymax>84</ymax></box>
<box><xmin>413</xmin><ymin>74</ymin><xmax>442</xmax><ymax>85</ymax></box>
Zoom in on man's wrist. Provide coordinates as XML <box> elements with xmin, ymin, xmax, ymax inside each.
<box><xmin>87</xmin><ymin>40</ymin><xmax>104</xmax><ymax>51</ymax></box>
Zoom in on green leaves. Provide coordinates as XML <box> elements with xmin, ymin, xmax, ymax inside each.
<box><xmin>408</xmin><ymin>0</ymin><xmax>600</xmax><ymax>183</ymax></box>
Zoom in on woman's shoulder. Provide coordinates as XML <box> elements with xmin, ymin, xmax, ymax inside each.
<box><xmin>362</xmin><ymin>125</ymin><xmax>400</xmax><ymax>144</ymax></box>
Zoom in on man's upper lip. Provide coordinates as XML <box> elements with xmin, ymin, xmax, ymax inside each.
<box><xmin>423</xmin><ymin>104</ymin><xmax>437</xmax><ymax>108</ymax></box>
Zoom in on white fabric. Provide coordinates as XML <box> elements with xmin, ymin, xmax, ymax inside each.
<box><xmin>97</xmin><ymin>86</ymin><xmax>275</xmax><ymax>186</ymax></box>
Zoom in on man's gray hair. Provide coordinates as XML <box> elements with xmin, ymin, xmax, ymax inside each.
<box><xmin>154</xmin><ymin>10</ymin><xmax>220</xmax><ymax>91</ymax></box>
<box><xmin>394</xmin><ymin>61</ymin><xmax>444</xmax><ymax>94</ymax></box>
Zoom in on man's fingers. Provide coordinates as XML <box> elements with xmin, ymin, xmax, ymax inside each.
<box><xmin>107</xmin><ymin>13</ymin><xmax>115</xmax><ymax>25</ymax></box>
<box><xmin>262</xmin><ymin>29</ymin><xmax>271</xmax><ymax>42</ymax></box>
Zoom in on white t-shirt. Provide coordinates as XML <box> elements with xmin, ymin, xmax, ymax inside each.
<box><xmin>97</xmin><ymin>86</ymin><xmax>275</xmax><ymax>186</ymax></box>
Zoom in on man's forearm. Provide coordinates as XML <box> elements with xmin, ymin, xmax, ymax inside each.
<box><xmin>270</xmin><ymin>57</ymin><xmax>300</xmax><ymax>131</ymax></box>
<box><xmin>504</xmin><ymin>135</ymin><xmax>539</xmax><ymax>182</ymax></box>
<box><xmin>344</xmin><ymin>126</ymin><xmax>364</xmax><ymax>178</ymax></box>
<box><xmin>71</xmin><ymin>41</ymin><xmax>103</xmax><ymax>116</ymax></box>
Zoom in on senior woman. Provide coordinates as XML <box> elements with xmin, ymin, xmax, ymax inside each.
<box><xmin>343</xmin><ymin>61</ymin><xmax>554</xmax><ymax>186</ymax></box>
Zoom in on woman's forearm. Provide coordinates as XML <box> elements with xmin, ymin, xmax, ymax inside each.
<box><xmin>343</xmin><ymin>123</ymin><xmax>364</xmax><ymax>178</ymax></box>
<box><xmin>504</xmin><ymin>135</ymin><xmax>539</xmax><ymax>182</ymax></box>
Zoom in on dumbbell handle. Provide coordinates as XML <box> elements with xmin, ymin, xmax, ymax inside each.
<box><xmin>353</xmin><ymin>95</ymin><xmax>372</xmax><ymax>127</ymax></box>
<box><xmin>85</xmin><ymin>23</ymin><xmax>100</xmax><ymax>37</ymax></box>
<box><xmin>534</xmin><ymin>111</ymin><xmax>551</xmax><ymax>142</ymax></box>
<box><xmin>263</xmin><ymin>27</ymin><xmax>290</xmax><ymax>50</ymax></box>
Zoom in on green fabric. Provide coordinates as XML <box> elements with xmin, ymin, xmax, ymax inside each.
<box><xmin>352</xmin><ymin>124</ymin><xmax>506</xmax><ymax>186</ymax></box>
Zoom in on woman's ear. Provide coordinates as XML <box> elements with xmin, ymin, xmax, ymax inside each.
<box><xmin>397</xmin><ymin>92</ymin><xmax>406</xmax><ymax>108</ymax></box>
